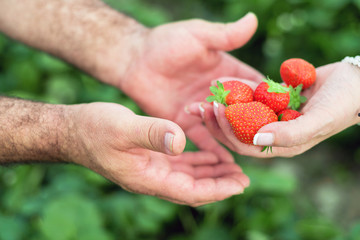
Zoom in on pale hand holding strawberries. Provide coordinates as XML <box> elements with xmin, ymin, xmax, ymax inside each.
<box><xmin>256</xmin><ymin>61</ymin><xmax>360</xmax><ymax>155</ymax></box>
<box><xmin>188</xmin><ymin>58</ymin><xmax>360</xmax><ymax>157</ymax></box>
<box><xmin>204</xmin><ymin>58</ymin><xmax>310</xmax><ymax>153</ymax></box>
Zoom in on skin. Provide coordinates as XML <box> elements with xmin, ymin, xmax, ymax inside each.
<box><xmin>187</xmin><ymin>62</ymin><xmax>360</xmax><ymax>158</ymax></box>
<box><xmin>0</xmin><ymin>0</ymin><xmax>263</xmax><ymax>205</ymax></box>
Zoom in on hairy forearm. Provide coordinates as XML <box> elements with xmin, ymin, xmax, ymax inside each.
<box><xmin>0</xmin><ymin>0</ymin><xmax>147</xmax><ymax>86</ymax></box>
<box><xmin>0</xmin><ymin>97</ymin><xmax>71</xmax><ymax>164</ymax></box>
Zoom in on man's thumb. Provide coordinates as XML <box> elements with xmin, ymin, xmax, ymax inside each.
<box><xmin>189</xmin><ymin>12</ymin><xmax>258</xmax><ymax>51</ymax></box>
<box><xmin>128</xmin><ymin>116</ymin><xmax>186</xmax><ymax>155</ymax></box>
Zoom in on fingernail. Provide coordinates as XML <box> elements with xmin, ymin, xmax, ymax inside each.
<box><xmin>199</xmin><ymin>103</ymin><xmax>205</xmax><ymax>119</ymax></box>
<box><xmin>184</xmin><ymin>105</ymin><xmax>190</xmax><ymax>114</ymax></box>
<box><xmin>213</xmin><ymin>101</ymin><xmax>219</xmax><ymax>117</ymax></box>
<box><xmin>232</xmin><ymin>185</ymin><xmax>245</xmax><ymax>195</ymax></box>
<box><xmin>253</xmin><ymin>133</ymin><xmax>274</xmax><ymax>146</ymax></box>
<box><xmin>240</xmin><ymin>175</ymin><xmax>250</xmax><ymax>188</ymax></box>
<box><xmin>243</xmin><ymin>11</ymin><xmax>255</xmax><ymax>19</ymax></box>
<box><xmin>165</xmin><ymin>132</ymin><xmax>174</xmax><ymax>154</ymax></box>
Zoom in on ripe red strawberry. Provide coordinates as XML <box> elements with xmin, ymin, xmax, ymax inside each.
<box><xmin>254</xmin><ymin>78</ymin><xmax>306</xmax><ymax>112</ymax></box>
<box><xmin>206</xmin><ymin>80</ymin><xmax>253</xmax><ymax>106</ymax></box>
<box><xmin>225</xmin><ymin>101</ymin><xmax>278</xmax><ymax>144</ymax></box>
<box><xmin>277</xmin><ymin>109</ymin><xmax>302</xmax><ymax>121</ymax></box>
<box><xmin>254</xmin><ymin>78</ymin><xmax>290</xmax><ymax>113</ymax></box>
<box><xmin>280</xmin><ymin>58</ymin><xmax>316</xmax><ymax>89</ymax></box>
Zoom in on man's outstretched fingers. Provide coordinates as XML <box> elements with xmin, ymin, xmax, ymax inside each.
<box><xmin>169</xmin><ymin>151</ymin><xmax>219</xmax><ymax>165</ymax></box>
<box><xmin>161</xmin><ymin>171</ymin><xmax>249</xmax><ymax>206</ymax></box>
<box><xmin>186</xmin><ymin>124</ymin><xmax>235</xmax><ymax>163</ymax></box>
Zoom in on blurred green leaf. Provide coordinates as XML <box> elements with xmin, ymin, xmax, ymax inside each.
<box><xmin>39</xmin><ymin>193</ymin><xmax>110</xmax><ymax>240</ymax></box>
<box><xmin>102</xmin><ymin>193</ymin><xmax>138</xmax><ymax>238</ymax></box>
<box><xmin>245</xmin><ymin>163</ymin><xmax>297</xmax><ymax>194</ymax></box>
<box><xmin>331</xmin><ymin>30</ymin><xmax>360</xmax><ymax>56</ymax></box>
<box><xmin>296</xmin><ymin>218</ymin><xmax>342</xmax><ymax>240</ymax></box>
<box><xmin>45</xmin><ymin>74</ymin><xmax>79</xmax><ymax>104</ymax></box>
<box><xmin>348</xmin><ymin>222</ymin><xmax>360</xmax><ymax>240</ymax></box>
<box><xmin>139</xmin><ymin>195</ymin><xmax>177</xmax><ymax>222</ymax></box>
<box><xmin>34</xmin><ymin>53</ymin><xmax>70</xmax><ymax>73</ymax></box>
<box><xmin>9</xmin><ymin>61</ymin><xmax>40</xmax><ymax>93</ymax></box>
<box><xmin>0</xmin><ymin>214</ymin><xmax>27</xmax><ymax>240</ymax></box>
<box><xmin>0</xmin><ymin>34</ymin><xmax>8</xmax><ymax>53</ymax></box>
<box><xmin>312</xmin><ymin>0</ymin><xmax>350</xmax><ymax>10</ymax></box>
<box><xmin>7</xmin><ymin>90</ymin><xmax>44</xmax><ymax>101</ymax></box>
<box><xmin>2</xmin><ymin>166</ymin><xmax>44</xmax><ymax>212</ymax></box>
<box><xmin>191</xmin><ymin>226</ymin><xmax>231</xmax><ymax>240</ymax></box>
<box><xmin>246</xmin><ymin>230</ymin><xmax>269</xmax><ymax>240</ymax></box>
<box><xmin>355</xmin><ymin>0</ymin><xmax>360</xmax><ymax>9</ymax></box>
<box><xmin>103</xmin><ymin>0</ymin><xmax>170</xmax><ymax>26</ymax></box>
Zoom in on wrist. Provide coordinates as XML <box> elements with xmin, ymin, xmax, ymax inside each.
<box><xmin>93</xmin><ymin>19</ymin><xmax>149</xmax><ymax>88</ymax></box>
<box><xmin>0</xmin><ymin>98</ymin><xmax>72</xmax><ymax>164</ymax></box>
<box><xmin>59</xmin><ymin>103</ymin><xmax>92</xmax><ymax>167</ymax></box>
<box><xmin>342</xmin><ymin>56</ymin><xmax>360</xmax><ymax>69</ymax></box>
<box><xmin>336</xmin><ymin>61</ymin><xmax>360</xmax><ymax>125</ymax></box>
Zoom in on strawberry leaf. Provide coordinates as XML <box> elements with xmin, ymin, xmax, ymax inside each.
<box><xmin>278</xmin><ymin>114</ymin><xmax>283</xmax><ymax>121</ymax></box>
<box><xmin>206</xmin><ymin>81</ymin><xmax>230</xmax><ymax>106</ymax></box>
<box><xmin>209</xmin><ymin>86</ymin><xmax>218</xmax><ymax>95</ymax></box>
<box><xmin>223</xmin><ymin>90</ymin><xmax>231</xmax><ymax>98</ymax></box>
<box><xmin>300</xmin><ymin>95</ymin><xmax>307</xmax><ymax>103</ymax></box>
<box><xmin>288</xmin><ymin>85</ymin><xmax>306</xmax><ymax>110</ymax></box>
<box><xmin>206</xmin><ymin>95</ymin><xmax>216</xmax><ymax>102</ymax></box>
<box><xmin>218</xmin><ymin>80</ymin><xmax>224</xmax><ymax>91</ymax></box>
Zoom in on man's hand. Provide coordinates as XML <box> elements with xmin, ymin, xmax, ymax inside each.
<box><xmin>0</xmin><ymin>1</ymin><xmax>264</xmax><ymax>161</ymax></box>
<box><xmin>67</xmin><ymin>103</ymin><xmax>250</xmax><ymax>206</ymax></box>
<box><xmin>117</xmin><ymin>13</ymin><xmax>264</xmax><ymax>161</ymax></box>
<box><xmin>0</xmin><ymin>98</ymin><xmax>249</xmax><ymax>206</ymax></box>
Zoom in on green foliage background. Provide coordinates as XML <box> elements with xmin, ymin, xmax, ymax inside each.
<box><xmin>1</xmin><ymin>0</ymin><xmax>360</xmax><ymax>239</ymax></box>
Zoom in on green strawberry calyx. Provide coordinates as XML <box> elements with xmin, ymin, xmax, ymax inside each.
<box><xmin>264</xmin><ymin>77</ymin><xmax>289</xmax><ymax>93</ymax></box>
<box><xmin>263</xmin><ymin>77</ymin><xmax>307</xmax><ymax>111</ymax></box>
<box><xmin>288</xmin><ymin>84</ymin><xmax>307</xmax><ymax>110</ymax></box>
<box><xmin>206</xmin><ymin>81</ymin><xmax>230</xmax><ymax>106</ymax></box>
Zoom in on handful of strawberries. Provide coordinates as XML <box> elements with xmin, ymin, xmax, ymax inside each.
<box><xmin>206</xmin><ymin>58</ymin><xmax>316</xmax><ymax>151</ymax></box>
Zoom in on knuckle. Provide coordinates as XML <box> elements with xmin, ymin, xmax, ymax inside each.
<box><xmin>145</xmin><ymin>120</ymin><xmax>166</xmax><ymax>151</ymax></box>
<box><xmin>277</xmin><ymin>129</ymin><xmax>302</xmax><ymax>147</ymax></box>
<box><xmin>315</xmin><ymin>115</ymin><xmax>336</xmax><ymax>138</ymax></box>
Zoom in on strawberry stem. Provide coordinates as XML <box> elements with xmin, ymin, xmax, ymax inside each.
<box><xmin>261</xmin><ymin>146</ymin><xmax>273</xmax><ymax>154</ymax></box>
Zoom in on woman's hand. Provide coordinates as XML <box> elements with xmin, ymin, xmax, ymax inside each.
<box><xmin>187</xmin><ymin>62</ymin><xmax>360</xmax><ymax>157</ymax></box>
